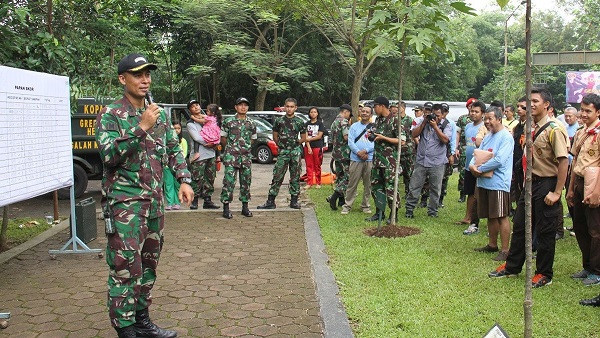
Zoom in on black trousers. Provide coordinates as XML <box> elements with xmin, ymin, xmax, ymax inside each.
<box><xmin>506</xmin><ymin>176</ymin><xmax>562</xmax><ymax>279</ymax></box>
<box><xmin>572</xmin><ymin>175</ymin><xmax>600</xmax><ymax>275</ymax></box>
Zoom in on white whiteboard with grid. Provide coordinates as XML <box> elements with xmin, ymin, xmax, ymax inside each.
<box><xmin>0</xmin><ymin>66</ymin><xmax>72</xmax><ymax>207</ymax></box>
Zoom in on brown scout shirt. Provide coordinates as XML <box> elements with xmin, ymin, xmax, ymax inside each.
<box><xmin>532</xmin><ymin>115</ymin><xmax>569</xmax><ymax>177</ymax></box>
<box><xmin>571</xmin><ymin>119</ymin><xmax>600</xmax><ymax>177</ymax></box>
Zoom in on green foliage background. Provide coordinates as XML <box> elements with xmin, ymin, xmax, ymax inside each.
<box><xmin>0</xmin><ymin>0</ymin><xmax>598</xmax><ymax>111</ymax></box>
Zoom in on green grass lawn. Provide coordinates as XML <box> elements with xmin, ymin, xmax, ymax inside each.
<box><xmin>1</xmin><ymin>217</ymin><xmax>52</xmax><ymax>252</ymax></box>
<box><xmin>308</xmin><ymin>175</ymin><xmax>597</xmax><ymax>337</ymax></box>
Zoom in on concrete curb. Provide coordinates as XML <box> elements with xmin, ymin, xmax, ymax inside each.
<box><xmin>0</xmin><ymin>219</ymin><xmax>70</xmax><ymax>266</ymax></box>
<box><xmin>303</xmin><ymin>208</ymin><xmax>354</xmax><ymax>338</ymax></box>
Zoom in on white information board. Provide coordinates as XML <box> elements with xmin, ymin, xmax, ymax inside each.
<box><xmin>0</xmin><ymin>66</ymin><xmax>73</xmax><ymax>207</ymax></box>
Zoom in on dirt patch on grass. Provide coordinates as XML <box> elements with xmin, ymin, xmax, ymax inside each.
<box><xmin>364</xmin><ymin>225</ymin><xmax>421</xmax><ymax>238</ymax></box>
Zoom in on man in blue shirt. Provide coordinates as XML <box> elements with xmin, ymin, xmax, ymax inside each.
<box><xmin>341</xmin><ymin>105</ymin><xmax>375</xmax><ymax>215</ymax></box>
<box><xmin>469</xmin><ymin>106</ymin><xmax>514</xmax><ymax>261</ymax></box>
<box><xmin>405</xmin><ymin>102</ymin><xmax>453</xmax><ymax>218</ymax></box>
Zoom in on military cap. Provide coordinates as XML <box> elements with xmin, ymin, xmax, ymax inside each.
<box><xmin>117</xmin><ymin>53</ymin><xmax>157</xmax><ymax>74</ymax></box>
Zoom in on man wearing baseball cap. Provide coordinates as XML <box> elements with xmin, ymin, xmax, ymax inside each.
<box><xmin>97</xmin><ymin>53</ymin><xmax>192</xmax><ymax>338</ymax></box>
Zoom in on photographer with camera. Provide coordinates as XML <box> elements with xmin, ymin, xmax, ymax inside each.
<box><xmin>366</xmin><ymin>96</ymin><xmax>402</xmax><ymax>223</ymax></box>
<box><xmin>405</xmin><ymin>102</ymin><xmax>453</xmax><ymax>218</ymax></box>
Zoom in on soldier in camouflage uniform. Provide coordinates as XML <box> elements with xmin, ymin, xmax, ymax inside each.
<box><xmin>398</xmin><ymin>101</ymin><xmax>414</xmax><ymax>195</ymax></box>
<box><xmin>327</xmin><ymin>104</ymin><xmax>352</xmax><ymax>210</ymax></box>
<box><xmin>96</xmin><ymin>53</ymin><xmax>193</xmax><ymax>338</ymax></box>
<box><xmin>456</xmin><ymin>98</ymin><xmax>476</xmax><ymax>202</ymax></box>
<box><xmin>257</xmin><ymin>98</ymin><xmax>307</xmax><ymax>209</ymax></box>
<box><xmin>366</xmin><ymin>96</ymin><xmax>402</xmax><ymax>223</ymax></box>
<box><xmin>220</xmin><ymin>97</ymin><xmax>257</xmax><ymax>219</ymax></box>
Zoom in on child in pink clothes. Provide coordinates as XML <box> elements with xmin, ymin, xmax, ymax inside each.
<box><xmin>200</xmin><ymin>114</ymin><xmax>221</xmax><ymax>145</ymax></box>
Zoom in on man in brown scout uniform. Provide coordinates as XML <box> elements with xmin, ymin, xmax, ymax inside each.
<box><xmin>566</xmin><ymin>93</ymin><xmax>600</xmax><ymax>291</ymax></box>
<box><xmin>489</xmin><ymin>88</ymin><xmax>569</xmax><ymax>288</ymax></box>
<box><xmin>96</xmin><ymin>53</ymin><xmax>193</xmax><ymax>338</ymax></box>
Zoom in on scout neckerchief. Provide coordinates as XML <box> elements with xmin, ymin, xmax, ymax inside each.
<box><xmin>571</xmin><ymin>120</ymin><xmax>600</xmax><ymax>159</ymax></box>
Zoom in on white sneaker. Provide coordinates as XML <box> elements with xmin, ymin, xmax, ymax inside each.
<box><xmin>341</xmin><ymin>207</ymin><xmax>350</xmax><ymax>215</ymax></box>
<box><xmin>463</xmin><ymin>224</ymin><xmax>479</xmax><ymax>235</ymax></box>
<box><xmin>362</xmin><ymin>208</ymin><xmax>372</xmax><ymax>214</ymax></box>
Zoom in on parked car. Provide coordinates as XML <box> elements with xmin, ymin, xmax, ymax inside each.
<box><xmin>222</xmin><ymin>115</ymin><xmax>279</xmax><ymax>164</ymax></box>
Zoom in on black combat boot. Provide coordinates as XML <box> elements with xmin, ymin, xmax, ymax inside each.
<box><xmin>190</xmin><ymin>196</ymin><xmax>199</xmax><ymax>210</ymax></box>
<box><xmin>290</xmin><ymin>195</ymin><xmax>301</xmax><ymax>209</ymax></box>
<box><xmin>203</xmin><ymin>196</ymin><xmax>219</xmax><ymax>209</ymax></box>
<box><xmin>386</xmin><ymin>208</ymin><xmax>399</xmax><ymax>225</ymax></box>
<box><xmin>257</xmin><ymin>195</ymin><xmax>276</xmax><ymax>209</ymax></box>
<box><xmin>133</xmin><ymin>308</ymin><xmax>177</xmax><ymax>338</ymax></box>
<box><xmin>365</xmin><ymin>208</ymin><xmax>382</xmax><ymax>222</ymax></box>
<box><xmin>328</xmin><ymin>191</ymin><xmax>340</xmax><ymax>210</ymax></box>
<box><xmin>338</xmin><ymin>194</ymin><xmax>346</xmax><ymax>207</ymax></box>
<box><xmin>222</xmin><ymin>203</ymin><xmax>233</xmax><ymax>219</ymax></box>
<box><xmin>458</xmin><ymin>193</ymin><xmax>466</xmax><ymax>203</ymax></box>
<box><xmin>115</xmin><ymin>325</ymin><xmax>137</xmax><ymax>338</ymax></box>
<box><xmin>241</xmin><ymin>202</ymin><xmax>253</xmax><ymax>217</ymax></box>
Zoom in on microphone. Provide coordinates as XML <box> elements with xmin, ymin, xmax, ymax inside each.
<box><xmin>145</xmin><ymin>91</ymin><xmax>159</xmax><ymax>126</ymax></box>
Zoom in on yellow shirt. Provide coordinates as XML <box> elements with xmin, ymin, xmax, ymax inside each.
<box><xmin>532</xmin><ymin>115</ymin><xmax>569</xmax><ymax>177</ymax></box>
<box><xmin>571</xmin><ymin>120</ymin><xmax>600</xmax><ymax>177</ymax></box>
<box><xmin>502</xmin><ymin>118</ymin><xmax>519</xmax><ymax>131</ymax></box>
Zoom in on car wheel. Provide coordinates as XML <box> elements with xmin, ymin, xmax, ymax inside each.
<box><xmin>256</xmin><ymin>145</ymin><xmax>273</xmax><ymax>164</ymax></box>
<box><xmin>57</xmin><ymin>163</ymin><xmax>88</xmax><ymax>199</ymax></box>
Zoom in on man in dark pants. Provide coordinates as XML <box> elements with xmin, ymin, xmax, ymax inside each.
<box><xmin>96</xmin><ymin>53</ymin><xmax>193</xmax><ymax>338</ymax></box>
<box><xmin>489</xmin><ymin>87</ymin><xmax>569</xmax><ymax>288</ymax></box>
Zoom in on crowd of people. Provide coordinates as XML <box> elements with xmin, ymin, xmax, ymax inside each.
<box><xmin>96</xmin><ymin>53</ymin><xmax>599</xmax><ymax>337</ymax></box>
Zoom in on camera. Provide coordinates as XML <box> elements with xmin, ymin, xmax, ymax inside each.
<box><xmin>425</xmin><ymin>114</ymin><xmax>435</xmax><ymax>122</ymax></box>
<box><xmin>366</xmin><ymin>126</ymin><xmax>377</xmax><ymax>142</ymax></box>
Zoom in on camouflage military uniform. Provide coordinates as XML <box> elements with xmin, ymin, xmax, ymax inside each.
<box><xmin>371</xmin><ymin>113</ymin><xmax>402</xmax><ymax>209</ymax></box>
<box><xmin>266</xmin><ymin>115</ymin><xmax>306</xmax><ymax>197</ymax></box>
<box><xmin>399</xmin><ymin>114</ymin><xmax>414</xmax><ymax>194</ymax></box>
<box><xmin>456</xmin><ymin>113</ymin><xmax>471</xmax><ymax>194</ymax></box>
<box><xmin>220</xmin><ymin>116</ymin><xmax>257</xmax><ymax>203</ymax></box>
<box><xmin>190</xmin><ymin>157</ymin><xmax>216</xmax><ymax>198</ymax></box>
<box><xmin>96</xmin><ymin>96</ymin><xmax>190</xmax><ymax>328</ymax></box>
<box><xmin>330</xmin><ymin>114</ymin><xmax>351</xmax><ymax>195</ymax></box>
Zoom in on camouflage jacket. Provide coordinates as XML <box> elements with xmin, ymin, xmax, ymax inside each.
<box><xmin>373</xmin><ymin>113</ymin><xmax>401</xmax><ymax>169</ymax></box>
<box><xmin>96</xmin><ymin>95</ymin><xmax>190</xmax><ymax>218</ymax></box>
<box><xmin>273</xmin><ymin>115</ymin><xmax>306</xmax><ymax>153</ymax></box>
<box><xmin>331</xmin><ymin>114</ymin><xmax>350</xmax><ymax>161</ymax></box>
<box><xmin>221</xmin><ymin>116</ymin><xmax>257</xmax><ymax>168</ymax></box>
<box><xmin>456</xmin><ymin>113</ymin><xmax>472</xmax><ymax>150</ymax></box>
<box><xmin>399</xmin><ymin>114</ymin><xmax>414</xmax><ymax>155</ymax></box>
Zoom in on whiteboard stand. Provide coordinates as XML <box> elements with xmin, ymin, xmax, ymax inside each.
<box><xmin>49</xmin><ymin>185</ymin><xmax>102</xmax><ymax>258</ymax></box>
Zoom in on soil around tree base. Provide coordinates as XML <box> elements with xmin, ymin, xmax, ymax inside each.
<box><xmin>364</xmin><ymin>225</ymin><xmax>421</xmax><ymax>238</ymax></box>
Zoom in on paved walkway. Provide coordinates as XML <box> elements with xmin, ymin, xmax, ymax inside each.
<box><xmin>0</xmin><ymin>208</ymin><xmax>350</xmax><ymax>337</ymax></box>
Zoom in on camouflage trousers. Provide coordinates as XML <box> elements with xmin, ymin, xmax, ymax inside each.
<box><xmin>400</xmin><ymin>153</ymin><xmax>414</xmax><ymax>195</ymax></box>
<box><xmin>106</xmin><ymin>208</ymin><xmax>164</xmax><ymax>328</ymax></box>
<box><xmin>220</xmin><ymin>164</ymin><xmax>252</xmax><ymax>203</ymax></box>
<box><xmin>439</xmin><ymin>162</ymin><xmax>454</xmax><ymax>201</ymax></box>
<box><xmin>268</xmin><ymin>150</ymin><xmax>302</xmax><ymax>197</ymax></box>
<box><xmin>333</xmin><ymin>159</ymin><xmax>350</xmax><ymax>195</ymax></box>
<box><xmin>190</xmin><ymin>157</ymin><xmax>216</xmax><ymax>199</ymax></box>
<box><xmin>371</xmin><ymin>166</ymin><xmax>401</xmax><ymax>210</ymax></box>
<box><xmin>457</xmin><ymin>150</ymin><xmax>466</xmax><ymax>194</ymax></box>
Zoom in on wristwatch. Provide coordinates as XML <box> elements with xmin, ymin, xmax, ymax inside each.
<box><xmin>178</xmin><ymin>177</ymin><xmax>192</xmax><ymax>185</ymax></box>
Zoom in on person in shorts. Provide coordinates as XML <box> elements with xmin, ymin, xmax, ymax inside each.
<box><xmin>469</xmin><ymin>105</ymin><xmax>514</xmax><ymax>261</ymax></box>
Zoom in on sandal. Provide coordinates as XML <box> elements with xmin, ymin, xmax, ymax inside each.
<box><xmin>455</xmin><ymin>220</ymin><xmax>470</xmax><ymax>225</ymax></box>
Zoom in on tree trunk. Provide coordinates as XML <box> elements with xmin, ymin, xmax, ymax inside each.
<box><xmin>0</xmin><ymin>206</ymin><xmax>8</xmax><ymax>252</ymax></box>
<box><xmin>255</xmin><ymin>88</ymin><xmax>267</xmax><ymax>111</ymax></box>
<box><xmin>212</xmin><ymin>72</ymin><xmax>219</xmax><ymax>105</ymax></box>
<box><xmin>197</xmin><ymin>77</ymin><xmax>202</xmax><ymax>106</ymax></box>
<box><xmin>46</xmin><ymin>0</ymin><xmax>53</xmax><ymax>35</ymax></box>
<box><xmin>523</xmin><ymin>1</ymin><xmax>534</xmax><ymax>337</ymax></box>
<box><xmin>350</xmin><ymin>53</ymin><xmax>365</xmax><ymax>116</ymax></box>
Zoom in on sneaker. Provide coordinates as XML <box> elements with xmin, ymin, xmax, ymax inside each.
<box><xmin>463</xmin><ymin>224</ymin><xmax>479</xmax><ymax>235</ymax></box>
<box><xmin>428</xmin><ymin>213</ymin><xmax>438</xmax><ymax>218</ymax></box>
<box><xmin>582</xmin><ymin>274</ymin><xmax>600</xmax><ymax>286</ymax></box>
<box><xmin>172</xmin><ymin>205</ymin><xmax>180</xmax><ymax>210</ymax></box>
<box><xmin>165</xmin><ymin>205</ymin><xmax>172</xmax><ymax>211</ymax></box>
<box><xmin>492</xmin><ymin>251</ymin><xmax>509</xmax><ymax>261</ymax></box>
<box><xmin>474</xmin><ymin>244</ymin><xmax>499</xmax><ymax>253</ymax></box>
<box><xmin>488</xmin><ymin>263</ymin><xmax>518</xmax><ymax>278</ymax></box>
<box><xmin>532</xmin><ymin>274</ymin><xmax>552</xmax><ymax>288</ymax></box>
<box><xmin>340</xmin><ymin>208</ymin><xmax>350</xmax><ymax>215</ymax></box>
<box><xmin>362</xmin><ymin>208</ymin><xmax>372</xmax><ymax>214</ymax></box>
<box><xmin>571</xmin><ymin>269</ymin><xmax>590</xmax><ymax>279</ymax></box>
<box><xmin>405</xmin><ymin>211</ymin><xmax>414</xmax><ymax>219</ymax></box>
